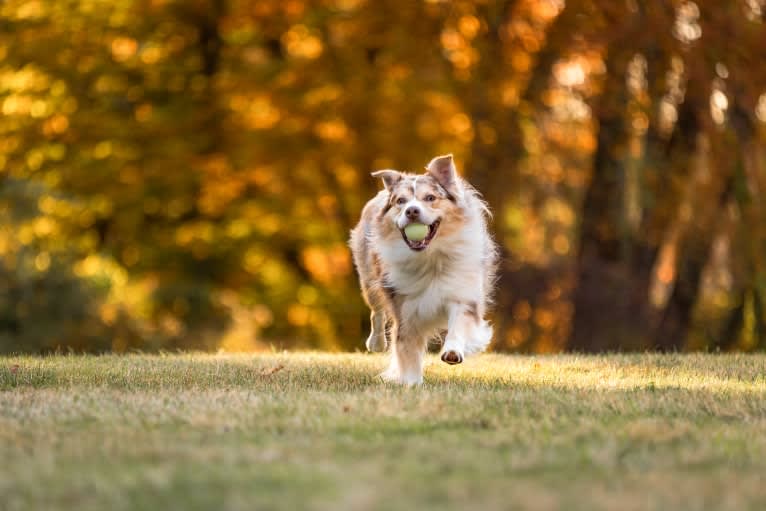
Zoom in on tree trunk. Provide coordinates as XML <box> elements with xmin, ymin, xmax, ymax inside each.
<box><xmin>568</xmin><ymin>47</ymin><xmax>662</xmax><ymax>351</ymax></box>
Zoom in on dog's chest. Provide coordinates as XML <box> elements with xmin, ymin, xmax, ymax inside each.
<box><xmin>387</xmin><ymin>256</ymin><xmax>475</xmax><ymax>324</ymax></box>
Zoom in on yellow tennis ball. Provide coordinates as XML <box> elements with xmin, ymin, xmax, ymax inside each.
<box><xmin>404</xmin><ymin>223</ymin><xmax>428</xmax><ymax>241</ymax></box>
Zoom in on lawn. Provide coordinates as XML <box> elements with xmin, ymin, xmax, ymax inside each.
<box><xmin>1</xmin><ymin>352</ymin><xmax>765</xmax><ymax>511</ymax></box>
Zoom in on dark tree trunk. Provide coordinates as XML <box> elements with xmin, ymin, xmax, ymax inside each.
<box><xmin>652</xmin><ymin>178</ymin><xmax>732</xmax><ymax>350</ymax></box>
<box><xmin>653</xmin><ymin>98</ymin><xmax>756</xmax><ymax>349</ymax></box>
<box><xmin>568</xmin><ymin>47</ymin><xmax>661</xmax><ymax>351</ymax></box>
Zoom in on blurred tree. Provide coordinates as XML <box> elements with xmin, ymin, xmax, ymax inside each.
<box><xmin>1</xmin><ymin>0</ymin><xmax>765</xmax><ymax>353</ymax></box>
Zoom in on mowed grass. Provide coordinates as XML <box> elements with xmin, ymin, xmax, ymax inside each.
<box><xmin>1</xmin><ymin>353</ymin><xmax>765</xmax><ymax>511</ymax></box>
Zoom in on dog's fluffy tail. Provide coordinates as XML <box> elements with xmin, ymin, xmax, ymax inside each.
<box><xmin>464</xmin><ymin>320</ymin><xmax>493</xmax><ymax>355</ymax></box>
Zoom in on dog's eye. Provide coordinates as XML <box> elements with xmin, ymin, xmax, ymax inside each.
<box><xmin>425</xmin><ymin>195</ymin><xmax>437</xmax><ymax>202</ymax></box>
<box><xmin>396</xmin><ymin>197</ymin><xmax>407</xmax><ymax>205</ymax></box>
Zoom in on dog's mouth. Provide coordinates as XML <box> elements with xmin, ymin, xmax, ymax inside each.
<box><xmin>400</xmin><ymin>220</ymin><xmax>440</xmax><ymax>251</ymax></box>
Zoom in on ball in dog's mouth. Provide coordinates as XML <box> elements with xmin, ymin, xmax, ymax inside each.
<box><xmin>401</xmin><ymin>220</ymin><xmax>440</xmax><ymax>251</ymax></box>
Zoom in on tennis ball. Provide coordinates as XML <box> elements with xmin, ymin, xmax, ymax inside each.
<box><xmin>404</xmin><ymin>223</ymin><xmax>428</xmax><ymax>241</ymax></box>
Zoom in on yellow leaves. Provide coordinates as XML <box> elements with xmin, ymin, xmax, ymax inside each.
<box><xmin>166</xmin><ymin>198</ymin><xmax>191</xmax><ymax>219</ymax></box>
<box><xmin>93</xmin><ymin>141</ymin><xmax>112</xmax><ymax>159</ymax></box>
<box><xmin>446</xmin><ymin>113</ymin><xmax>473</xmax><ymax>143</ymax></box>
<box><xmin>282</xmin><ymin>25</ymin><xmax>323</xmax><ymax>60</ymax></box>
<box><xmin>243</xmin><ymin>248</ymin><xmax>264</xmax><ymax>275</ymax></box>
<box><xmin>303</xmin><ymin>85</ymin><xmax>343</xmax><ymax>107</ymax></box>
<box><xmin>140</xmin><ymin>45</ymin><xmax>163</xmax><ymax>65</ymax></box>
<box><xmin>122</xmin><ymin>246</ymin><xmax>140</xmax><ymax>267</ymax></box>
<box><xmin>317</xmin><ymin>195</ymin><xmax>337</xmax><ymax>216</ymax></box>
<box><xmin>457</xmin><ymin>15</ymin><xmax>481</xmax><ymax>39</ymax></box>
<box><xmin>441</xmin><ymin>27</ymin><xmax>479</xmax><ymax>75</ymax></box>
<box><xmin>334</xmin><ymin>0</ymin><xmax>364</xmax><ymax>11</ymax></box>
<box><xmin>254</xmin><ymin>215</ymin><xmax>281</xmax><ymax>236</ymax></box>
<box><xmin>43</xmin><ymin>115</ymin><xmax>69</xmax><ymax>136</ymax></box>
<box><xmin>198</xmin><ymin>155</ymin><xmax>246</xmax><ymax>216</ymax></box>
<box><xmin>37</xmin><ymin>195</ymin><xmax>65</xmax><ymax>216</ymax></box>
<box><xmin>297</xmin><ymin>285</ymin><xmax>319</xmax><ymax>305</ymax></box>
<box><xmin>225</xmin><ymin>220</ymin><xmax>251</xmax><ymax>240</ymax></box>
<box><xmin>34</xmin><ymin>252</ymin><xmax>50</xmax><ymax>271</ymax></box>
<box><xmin>12</xmin><ymin>0</ymin><xmax>46</xmax><ymax>20</ymax></box>
<box><xmin>111</xmin><ymin>37</ymin><xmax>138</xmax><ymax>62</ymax></box>
<box><xmin>501</xmin><ymin>81</ymin><xmax>520</xmax><ymax>107</ymax></box>
<box><xmin>252</xmin><ymin>305</ymin><xmax>273</xmax><ymax>327</ymax></box>
<box><xmin>333</xmin><ymin>163</ymin><xmax>358</xmax><ymax>188</ymax></box>
<box><xmin>0</xmin><ymin>235</ymin><xmax>9</xmax><ymax>257</ymax></box>
<box><xmin>259</xmin><ymin>259</ymin><xmax>288</xmax><ymax>286</ymax></box>
<box><xmin>90</xmin><ymin>195</ymin><xmax>113</xmax><ymax>217</ymax></box>
<box><xmin>29</xmin><ymin>99</ymin><xmax>51</xmax><ymax>118</ymax></box>
<box><xmin>314</xmin><ymin>119</ymin><xmax>349</xmax><ymax>141</ymax></box>
<box><xmin>174</xmin><ymin>221</ymin><xmax>215</xmax><ymax>247</ymax></box>
<box><xmin>476</xmin><ymin>122</ymin><xmax>498</xmax><ymax>146</ymax></box>
<box><xmin>134</xmin><ymin>103</ymin><xmax>152</xmax><ymax>122</ymax></box>
<box><xmin>25</xmin><ymin>149</ymin><xmax>44</xmax><ymax>171</ymax></box>
<box><xmin>510</xmin><ymin>50</ymin><xmax>532</xmax><ymax>73</ymax></box>
<box><xmin>440</xmin><ymin>28</ymin><xmax>464</xmax><ymax>52</ymax></box>
<box><xmin>2</xmin><ymin>95</ymin><xmax>33</xmax><ymax>116</ymax></box>
<box><xmin>552</xmin><ymin>234</ymin><xmax>570</xmax><ymax>255</ymax></box>
<box><xmin>74</xmin><ymin>254</ymin><xmax>128</xmax><ymax>287</ymax></box>
<box><xmin>32</xmin><ymin>217</ymin><xmax>54</xmax><ymax>237</ymax></box>
<box><xmin>287</xmin><ymin>303</ymin><xmax>311</xmax><ymax>326</ymax></box>
<box><xmin>230</xmin><ymin>95</ymin><xmax>281</xmax><ymax>129</ymax></box>
<box><xmin>301</xmin><ymin>244</ymin><xmax>351</xmax><ymax>285</ymax></box>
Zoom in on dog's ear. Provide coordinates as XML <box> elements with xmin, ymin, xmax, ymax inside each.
<box><xmin>371</xmin><ymin>170</ymin><xmax>403</xmax><ymax>190</ymax></box>
<box><xmin>426</xmin><ymin>154</ymin><xmax>461</xmax><ymax>198</ymax></box>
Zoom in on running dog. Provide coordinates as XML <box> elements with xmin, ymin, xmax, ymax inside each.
<box><xmin>349</xmin><ymin>154</ymin><xmax>498</xmax><ymax>384</ymax></box>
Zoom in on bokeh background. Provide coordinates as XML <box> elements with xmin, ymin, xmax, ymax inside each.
<box><xmin>1</xmin><ymin>0</ymin><xmax>765</xmax><ymax>354</ymax></box>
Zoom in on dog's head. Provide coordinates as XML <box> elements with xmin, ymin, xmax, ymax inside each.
<box><xmin>372</xmin><ymin>154</ymin><xmax>469</xmax><ymax>252</ymax></box>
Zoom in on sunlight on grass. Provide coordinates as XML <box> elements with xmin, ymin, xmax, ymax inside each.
<box><xmin>1</xmin><ymin>353</ymin><xmax>765</xmax><ymax>511</ymax></box>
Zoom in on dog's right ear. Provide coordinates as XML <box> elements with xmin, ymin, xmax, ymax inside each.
<box><xmin>371</xmin><ymin>170</ymin><xmax>403</xmax><ymax>191</ymax></box>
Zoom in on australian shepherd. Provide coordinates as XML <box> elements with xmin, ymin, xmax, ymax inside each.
<box><xmin>350</xmin><ymin>154</ymin><xmax>498</xmax><ymax>384</ymax></box>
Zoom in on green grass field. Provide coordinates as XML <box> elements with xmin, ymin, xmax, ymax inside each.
<box><xmin>1</xmin><ymin>353</ymin><xmax>765</xmax><ymax>511</ymax></box>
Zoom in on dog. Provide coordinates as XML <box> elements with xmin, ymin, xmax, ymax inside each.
<box><xmin>349</xmin><ymin>154</ymin><xmax>498</xmax><ymax>384</ymax></box>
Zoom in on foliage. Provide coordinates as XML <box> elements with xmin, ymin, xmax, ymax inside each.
<box><xmin>1</xmin><ymin>0</ymin><xmax>765</xmax><ymax>352</ymax></box>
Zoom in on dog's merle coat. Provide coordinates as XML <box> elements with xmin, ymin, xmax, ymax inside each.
<box><xmin>349</xmin><ymin>154</ymin><xmax>498</xmax><ymax>384</ymax></box>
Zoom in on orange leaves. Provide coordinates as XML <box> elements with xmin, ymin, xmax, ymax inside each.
<box><xmin>282</xmin><ymin>25</ymin><xmax>323</xmax><ymax>60</ymax></box>
<box><xmin>110</xmin><ymin>37</ymin><xmax>138</xmax><ymax>62</ymax></box>
<box><xmin>300</xmin><ymin>244</ymin><xmax>351</xmax><ymax>286</ymax></box>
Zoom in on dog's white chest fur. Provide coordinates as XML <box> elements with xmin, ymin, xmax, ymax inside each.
<box><xmin>378</xmin><ymin>217</ymin><xmax>487</xmax><ymax>332</ymax></box>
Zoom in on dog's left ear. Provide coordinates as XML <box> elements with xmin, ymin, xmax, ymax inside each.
<box><xmin>426</xmin><ymin>154</ymin><xmax>461</xmax><ymax>198</ymax></box>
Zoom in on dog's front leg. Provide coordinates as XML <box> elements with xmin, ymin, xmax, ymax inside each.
<box><xmin>441</xmin><ymin>302</ymin><xmax>480</xmax><ymax>365</ymax></box>
<box><xmin>381</xmin><ymin>324</ymin><xmax>427</xmax><ymax>385</ymax></box>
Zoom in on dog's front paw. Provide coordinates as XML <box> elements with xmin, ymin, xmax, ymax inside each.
<box><xmin>365</xmin><ymin>332</ymin><xmax>387</xmax><ymax>352</ymax></box>
<box><xmin>440</xmin><ymin>349</ymin><xmax>464</xmax><ymax>365</ymax></box>
<box><xmin>379</xmin><ymin>366</ymin><xmax>422</xmax><ymax>385</ymax></box>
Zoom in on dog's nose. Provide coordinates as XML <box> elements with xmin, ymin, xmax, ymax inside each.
<box><xmin>405</xmin><ymin>206</ymin><xmax>421</xmax><ymax>220</ymax></box>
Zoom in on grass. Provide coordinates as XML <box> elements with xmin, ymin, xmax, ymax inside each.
<box><xmin>1</xmin><ymin>352</ymin><xmax>765</xmax><ymax>511</ymax></box>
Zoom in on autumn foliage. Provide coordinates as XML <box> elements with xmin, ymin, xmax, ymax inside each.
<box><xmin>1</xmin><ymin>0</ymin><xmax>765</xmax><ymax>353</ymax></box>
